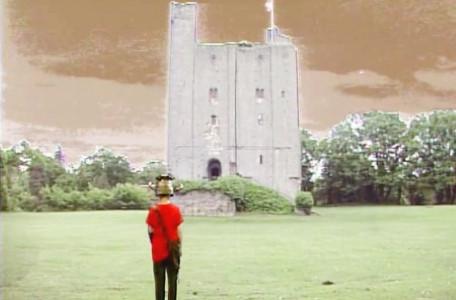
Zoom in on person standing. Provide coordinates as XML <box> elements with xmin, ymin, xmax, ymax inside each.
<box><xmin>146</xmin><ymin>174</ymin><xmax>183</xmax><ymax>300</ymax></box>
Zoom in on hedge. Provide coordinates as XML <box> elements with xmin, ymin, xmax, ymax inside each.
<box><xmin>177</xmin><ymin>176</ymin><xmax>293</xmax><ymax>214</ymax></box>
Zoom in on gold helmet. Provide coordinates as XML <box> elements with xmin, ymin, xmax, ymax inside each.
<box><xmin>148</xmin><ymin>173</ymin><xmax>183</xmax><ymax>197</ymax></box>
<box><xmin>154</xmin><ymin>173</ymin><xmax>175</xmax><ymax>196</ymax></box>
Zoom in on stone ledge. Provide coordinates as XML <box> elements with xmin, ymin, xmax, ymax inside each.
<box><xmin>172</xmin><ymin>190</ymin><xmax>235</xmax><ymax>216</ymax></box>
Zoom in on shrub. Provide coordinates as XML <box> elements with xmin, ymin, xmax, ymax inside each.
<box><xmin>177</xmin><ymin>179</ymin><xmax>207</xmax><ymax>193</ymax></box>
<box><xmin>108</xmin><ymin>183</ymin><xmax>149</xmax><ymax>209</ymax></box>
<box><xmin>295</xmin><ymin>191</ymin><xmax>314</xmax><ymax>215</ymax></box>
<box><xmin>178</xmin><ymin>176</ymin><xmax>293</xmax><ymax>214</ymax></box>
<box><xmin>41</xmin><ymin>186</ymin><xmax>66</xmax><ymax>210</ymax></box>
<box><xmin>6</xmin><ymin>178</ymin><xmax>37</xmax><ymax>211</ymax></box>
<box><xmin>17</xmin><ymin>192</ymin><xmax>38</xmax><ymax>211</ymax></box>
<box><xmin>400</xmin><ymin>194</ymin><xmax>410</xmax><ymax>206</ymax></box>
<box><xmin>19</xmin><ymin>184</ymin><xmax>148</xmax><ymax>211</ymax></box>
<box><xmin>54</xmin><ymin>173</ymin><xmax>78</xmax><ymax>192</ymax></box>
<box><xmin>41</xmin><ymin>186</ymin><xmax>88</xmax><ymax>211</ymax></box>
<box><xmin>7</xmin><ymin>187</ymin><xmax>33</xmax><ymax>211</ymax></box>
<box><xmin>85</xmin><ymin>187</ymin><xmax>113</xmax><ymax>210</ymax></box>
<box><xmin>66</xmin><ymin>190</ymin><xmax>89</xmax><ymax>210</ymax></box>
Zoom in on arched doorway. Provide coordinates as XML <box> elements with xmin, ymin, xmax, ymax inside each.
<box><xmin>207</xmin><ymin>159</ymin><xmax>222</xmax><ymax>180</ymax></box>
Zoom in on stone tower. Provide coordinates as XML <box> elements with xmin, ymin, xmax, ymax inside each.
<box><xmin>167</xmin><ymin>2</ymin><xmax>301</xmax><ymax>199</ymax></box>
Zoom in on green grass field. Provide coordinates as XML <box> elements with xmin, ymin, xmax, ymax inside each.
<box><xmin>2</xmin><ymin>206</ymin><xmax>456</xmax><ymax>300</ymax></box>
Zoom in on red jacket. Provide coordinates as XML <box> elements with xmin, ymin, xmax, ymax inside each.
<box><xmin>146</xmin><ymin>203</ymin><xmax>183</xmax><ymax>262</ymax></box>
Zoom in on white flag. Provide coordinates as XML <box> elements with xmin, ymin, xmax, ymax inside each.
<box><xmin>265</xmin><ymin>0</ymin><xmax>273</xmax><ymax>12</ymax></box>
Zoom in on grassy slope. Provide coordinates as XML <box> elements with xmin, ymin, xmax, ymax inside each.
<box><xmin>2</xmin><ymin>206</ymin><xmax>456</xmax><ymax>300</ymax></box>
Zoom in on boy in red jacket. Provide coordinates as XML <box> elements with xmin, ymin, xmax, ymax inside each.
<box><xmin>146</xmin><ymin>174</ymin><xmax>183</xmax><ymax>300</ymax></box>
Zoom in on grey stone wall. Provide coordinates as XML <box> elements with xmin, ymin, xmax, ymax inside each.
<box><xmin>192</xmin><ymin>44</ymin><xmax>234</xmax><ymax>179</ymax></box>
<box><xmin>172</xmin><ymin>191</ymin><xmax>236</xmax><ymax>216</ymax></box>
<box><xmin>167</xmin><ymin>2</ymin><xmax>197</xmax><ymax>178</ymax></box>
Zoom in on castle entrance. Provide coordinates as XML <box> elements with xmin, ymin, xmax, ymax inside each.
<box><xmin>207</xmin><ymin>159</ymin><xmax>222</xmax><ymax>180</ymax></box>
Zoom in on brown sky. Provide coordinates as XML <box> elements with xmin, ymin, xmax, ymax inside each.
<box><xmin>1</xmin><ymin>0</ymin><xmax>456</xmax><ymax>167</ymax></box>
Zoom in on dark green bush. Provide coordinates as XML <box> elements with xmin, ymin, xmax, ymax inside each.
<box><xmin>108</xmin><ymin>183</ymin><xmax>149</xmax><ymax>209</ymax></box>
<box><xmin>19</xmin><ymin>184</ymin><xmax>148</xmax><ymax>211</ymax></box>
<box><xmin>85</xmin><ymin>187</ymin><xmax>113</xmax><ymax>210</ymax></box>
<box><xmin>66</xmin><ymin>190</ymin><xmax>90</xmax><ymax>210</ymax></box>
<box><xmin>41</xmin><ymin>186</ymin><xmax>66</xmax><ymax>210</ymax></box>
<box><xmin>41</xmin><ymin>186</ymin><xmax>88</xmax><ymax>211</ymax></box>
<box><xmin>295</xmin><ymin>191</ymin><xmax>314</xmax><ymax>215</ymax></box>
<box><xmin>178</xmin><ymin>176</ymin><xmax>293</xmax><ymax>214</ymax></box>
<box><xmin>17</xmin><ymin>193</ymin><xmax>38</xmax><ymax>211</ymax></box>
<box><xmin>54</xmin><ymin>173</ymin><xmax>78</xmax><ymax>192</ymax></box>
<box><xmin>176</xmin><ymin>179</ymin><xmax>207</xmax><ymax>193</ymax></box>
<box><xmin>4</xmin><ymin>174</ymin><xmax>35</xmax><ymax>211</ymax></box>
<box><xmin>7</xmin><ymin>186</ymin><xmax>33</xmax><ymax>211</ymax></box>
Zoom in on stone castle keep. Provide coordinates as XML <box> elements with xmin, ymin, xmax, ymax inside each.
<box><xmin>167</xmin><ymin>1</ymin><xmax>301</xmax><ymax>199</ymax></box>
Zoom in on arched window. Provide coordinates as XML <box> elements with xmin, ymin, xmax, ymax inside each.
<box><xmin>207</xmin><ymin>159</ymin><xmax>222</xmax><ymax>180</ymax></box>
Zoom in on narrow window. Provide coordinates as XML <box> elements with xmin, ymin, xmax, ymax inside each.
<box><xmin>259</xmin><ymin>155</ymin><xmax>263</xmax><ymax>164</ymax></box>
<box><xmin>209</xmin><ymin>88</ymin><xmax>218</xmax><ymax>104</ymax></box>
<box><xmin>257</xmin><ymin>114</ymin><xmax>264</xmax><ymax>125</ymax></box>
<box><xmin>211</xmin><ymin>115</ymin><xmax>218</xmax><ymax>126</ymax></box>
<box><xmin>256</xmin><ymin>88</ymin><xmax>265</xmax><ymax>103</ymax></box>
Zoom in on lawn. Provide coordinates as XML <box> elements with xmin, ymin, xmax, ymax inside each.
<box><xmin>1</xmin><ymin>206</ymin><xmax>456</xmax><ymax>300</ymax></box>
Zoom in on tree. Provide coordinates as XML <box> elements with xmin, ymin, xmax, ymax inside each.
<box><xmin>134</xmin><ymin>160</ymin><xmax>166</xmax><ymax>185</ymax></box>
<box><xmin>24</xmin><ymin>144</ymin><xmax>65</xmax><ymax>198</ymax></box>
<box><xmin>0</xmin><ymin>148</ymin><xmax>9</xmax><ymax>211</ymax></box>
<box><xmin>300</xmin><ymin>129</ymin><xmax>318</xmax><ymax>191</ymax></box>
<box><xmin>1</xmin><ymin>141</ymin><xmax>66</xmax><ymax>210</ymax></box>
<box><xmin>28</xmin><ymin>164</ymin><xmax>46</xmax><ymax>197</ymax></box>
<box><xmin>54</xmin><ymin>172</ymin><xmax>78</xmax><ymax>192</ymax></box>
<box><xmin>316</xmin><ymin>115</ymin><xmax>371</xmax><ymax>204</ymax></box>
<box><xmin>357</xmin><ymin>112</ymin><xmax>407</xmax><ymax>204</ymax></box>
<box><xmin>76</xmin><ymin>148</ymin><xmax>133</xmax><ymax>190</ymax></box>
<box><xmin>54</xmin><ymin>145</ymin><xmax>66</xmax><ymax>167</ymax></box>
<box><xmin>3</xmin><ymin>145</ymin><xmax>25</xmax><ymax>190</ymax></box>
<box><xmin>405</xmin><ymin>111</ymin><xmax>456</xmax><ymax>204</ymax></box>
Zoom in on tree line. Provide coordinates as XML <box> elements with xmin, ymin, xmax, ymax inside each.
<box><xmin>0</xmin><ymin>145</ymin><xmax>165</xmax><ymax>211</ymax></box>
<box><xmin>0</xmin><ymin>110</ymin><xmax>454</xmax><ymax>211</ymax></box>
<box><xmin>301</xmin><ymin>110</ymin><xmax>455</xmax><ymax>205</ymax></box>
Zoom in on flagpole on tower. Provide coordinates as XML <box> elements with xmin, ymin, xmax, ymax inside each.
<box><xmin>265</xmin><ymin>0</ymin><xmax>275</xmax><ymax>29</ymax></box>
<box><xmin>271</xmin><ymin>0</ymin><xmax>275</xmax><ymax>29</ymax></box>
<box><xmin>265</xmin><ymin>0</ymin><xmax>275</xmax><ymax>42</ymax></box>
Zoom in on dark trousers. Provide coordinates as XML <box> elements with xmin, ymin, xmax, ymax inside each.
<box><xmin>153</xmin><ymin>256</ymin><xmax>179</xmax><ymax>300</ymax></box>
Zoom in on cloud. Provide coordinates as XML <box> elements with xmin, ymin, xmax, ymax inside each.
<box><xmin>1</xmin><ymin>119</ymin><xmax>165</xmax><ymax>167</ymax></box>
